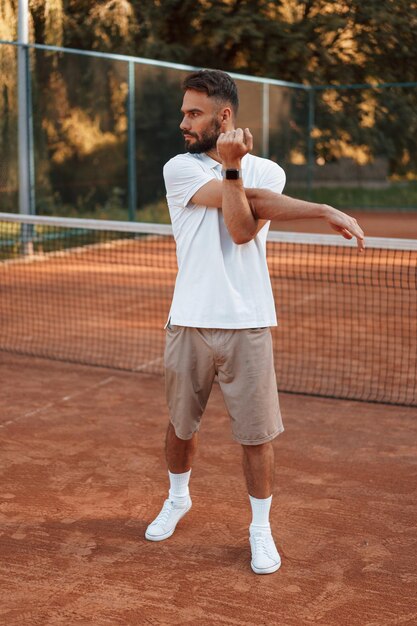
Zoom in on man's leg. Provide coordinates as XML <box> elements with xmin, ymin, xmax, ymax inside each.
<box><xmin>242</xmin><ymin>441</ymin><xmax>281</xmax><ymax>575</ymax></box>
<box><xmin>146</xmin><ymin>326</ymin><xmax>215</xmax><ymax>542</ymax></box>
<box><xmin>217</xmin><ymin>327</ymin><xmax>283</xmax><ymax>573</ymax></box>
<box><xmin>241</xmin><ymin>440</ymin><xmax>274</xmax><ymax>498</ymax></box>
<box><xmin>145</xmin><ymin>423</ymin><xmax>197</xmax><ymax>542</ymax></box>
<box><xmin>165</xmin><ymin>421</ymin><xmax>198</xmax><ymax>473</ymax></box>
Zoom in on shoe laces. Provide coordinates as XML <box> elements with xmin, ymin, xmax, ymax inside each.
<box><xmin>153</xmin><ymin>499</ymin><xmax>175</xmax><ymax>526</ymax></box>
<box><xmin>253</xmin><ymin>532</ymin><xmax>272</xmax><ymax>558</ymax></box>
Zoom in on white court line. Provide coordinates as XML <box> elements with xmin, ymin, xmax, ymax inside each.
<box><xmin>0</xmin><ymin>233</ymin><xmax>171</xmax><ymax>268</ymax></box>
<box><xmin>0</xmin><ymin>376</ymin><xmax>115</xmax><ymax>428</ymax></box>
<box><xmin>279</xmin><ymin>287</ymin><xmax>331</xmax><ymax>309</ymax></box>
<box><xmin>133</xmin><ymin>356</ymin><xmax>164</xmax><ymax>372</ymax></box>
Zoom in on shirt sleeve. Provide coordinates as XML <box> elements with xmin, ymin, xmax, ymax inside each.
<box><xmin>163</xmin><ymin>155</ymin><xmax>214</xmax><ymax>209</ymax></box>
<box><xmin>255</xmin><ymin>159</ymin><xmax>286</xmax><ymax>195</ymax></box>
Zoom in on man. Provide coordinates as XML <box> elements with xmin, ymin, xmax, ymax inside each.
<box><xmin>145</xmin><ymin>69</ymin><xmax>364</xmax><ymax>575</ymax></box>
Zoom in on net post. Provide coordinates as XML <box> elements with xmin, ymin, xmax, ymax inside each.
<box><xmin>307</xmin><ymin>88</ymin><xmax>315</xmax><ymax>200</ymax></box>
<box><xmin>127</xmin><ymin>60</ymin><xmax>137</xmax><ymax>222</ymax></box>
<box><xmin>262</xmin><ymin>82</ymin><xmax>270</xmax><ymax>158</ymax></box>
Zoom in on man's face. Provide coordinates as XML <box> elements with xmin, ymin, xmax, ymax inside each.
<box><xmin>180</xmin><ymin>89</ymin><xmax>222</xmax><ymax>153</ymax></box>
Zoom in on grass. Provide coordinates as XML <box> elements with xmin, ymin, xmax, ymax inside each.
<box><xmin>28</xmin><ymin>198</ymin><xmax>172</xmax><ymax>224</ymax></box>
<box><xmin>285</xmin><ymin>182</ymin><xmax>417</xmax><ymax>211</ymax></box>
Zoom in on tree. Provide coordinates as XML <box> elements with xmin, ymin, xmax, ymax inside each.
<box><xmin>2</xmin><ymin>0</ymin><xmax>417</xmax><ymax>215</ymax></box>
<box><xmin>0</xmin><ymin>0</ymin><xmax>18</xmax><ymax>211</ymax></box>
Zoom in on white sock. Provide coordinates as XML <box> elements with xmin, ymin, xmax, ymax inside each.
<box><xmin>249</xmin><ymin>494</ymin><xmax>272</xmax><ymax>534</ymax></box>
<box><xmin>168</xmin><ymin>469</ymin><xmax>191</xmax><ymax>506</ymax></box>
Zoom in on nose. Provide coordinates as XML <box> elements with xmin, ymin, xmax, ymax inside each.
<box><xmin>180</xmin><ymin>116</ymin><xmax>190</xmax><ymax>132</ymax></box>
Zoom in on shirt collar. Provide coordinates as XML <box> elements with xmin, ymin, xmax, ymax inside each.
<box><xmin>197</xmin><ymin>152</ymin><xmax>248</xmax><ymax>170</ymax></box>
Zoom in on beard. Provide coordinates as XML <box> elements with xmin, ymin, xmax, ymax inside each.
<box><xmin>183</xmin><ymin>117</ymin><xmax>221</xmax><ymax>153</ymax></box>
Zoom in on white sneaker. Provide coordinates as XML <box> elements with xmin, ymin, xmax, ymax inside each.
<box><xmin>145</xmin><ymin>497</ymin><xmax>192</xmax><ymax>542</ymax></box>
<box><xmin>250</xmin><ymin>530</ymin><xmax>281</xmax><ymax>574</ymax></box>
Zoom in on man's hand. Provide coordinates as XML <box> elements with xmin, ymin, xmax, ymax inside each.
<box><xmin>322</xmin><ymin>205</ymin><xmax>365</xmax><ymax>252</ymax></box>
<box><xmin>217</xmin><ymin>128</ymin><xmax>253</xmax><ymax>168</ymax></box>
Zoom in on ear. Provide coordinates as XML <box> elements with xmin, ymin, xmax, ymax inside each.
<box><xmin>219</xmin><ymin>106</ymin><xmax>234</xmax><ymax>129</ymax></box>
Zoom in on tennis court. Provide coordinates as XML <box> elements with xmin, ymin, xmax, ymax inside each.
<box><xmin>1</xmin><ymin>352</ymin><xmax>416</xmax><ymax>625</ymax></box>
<box><xmin>1</xmin><ymin>213</ymin><xmax>416</xmax><ymax>625</ymax></box>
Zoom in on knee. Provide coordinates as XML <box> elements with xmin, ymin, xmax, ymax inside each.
<box><xmin>167</xmin><ymin>421</ymin><xmax>198</xmax><ymax>446</ymax></box>
<box><xmin>242</xmin><ymin>441</ymin><xmax>272</xmax><ymax>455</ymax></box>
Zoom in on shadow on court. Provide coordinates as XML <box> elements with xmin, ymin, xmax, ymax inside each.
<box><xmin>0</xmin><ymin>352</ymin><xmax>416</xmax><ymax>626</ymax></box>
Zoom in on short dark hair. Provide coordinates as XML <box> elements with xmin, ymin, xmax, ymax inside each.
<box><xmin>182</xmin><ymin>69</ymin><xmax>239</xmax><ymax>116</ymax></box>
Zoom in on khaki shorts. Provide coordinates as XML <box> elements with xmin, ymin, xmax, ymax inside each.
<box><xmin>164</xmin><ymin>324</ymin><xmax>284</xmax><ymax>445</ymax></box>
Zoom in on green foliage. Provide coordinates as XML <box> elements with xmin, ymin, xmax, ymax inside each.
<box><xmin>2</xmin><ymin>0</ymin><xmax>417</xmax><ymax>216</ymax></box>
<box><xmin>0</xmin><ymin>1</ymin><xmax>18</xmax><ymax>211</ymax></box>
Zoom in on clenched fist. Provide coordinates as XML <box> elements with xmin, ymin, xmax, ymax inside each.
<box><xmin>217</xmin><ymin>128</ymin><xmax>253</xmax><ymax>168</ymax></box>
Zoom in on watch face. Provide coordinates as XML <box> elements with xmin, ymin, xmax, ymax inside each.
<box><xmin>224</xmin><ymin>169</ymin><xmax>240</xmax><ymax>180</ymax></box>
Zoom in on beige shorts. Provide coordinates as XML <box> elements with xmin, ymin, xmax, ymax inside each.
<box><xmin>164</xmin><ymin>324</ymin><xmax>284</xmax><ymax>445</ymax></box>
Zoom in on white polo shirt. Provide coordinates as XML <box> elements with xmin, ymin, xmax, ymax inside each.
<box><xmin>163</xmin><ymin>152</ymin><xmax>286</xmax><ymax>329</ymax></box>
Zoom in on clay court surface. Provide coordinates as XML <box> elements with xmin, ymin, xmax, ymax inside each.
<box><xmin>1</xmin><ymin>351</ymin><xmax>416</xmax><ymax>626</ymax></box>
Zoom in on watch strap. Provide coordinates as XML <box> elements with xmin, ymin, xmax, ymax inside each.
<box><xmin>221</xmin><ymin>168</ymin><xmax>241</xmax><ymax>180</ymax></box>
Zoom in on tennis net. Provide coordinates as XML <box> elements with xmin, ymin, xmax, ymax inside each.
<box><xmin>1</xmin><ymin>213</ymin><xmax>416</xmax><ymax>406</ymax></box>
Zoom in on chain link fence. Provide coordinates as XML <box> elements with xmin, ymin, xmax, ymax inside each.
<box><xmin>1</xmin><ymin>41</ymin><xmax>417</xmax><ymax>219</ymax></box>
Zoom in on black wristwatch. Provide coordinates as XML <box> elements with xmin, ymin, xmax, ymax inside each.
<box><xmin>221</xmin><ymin>169</ymin><xmax>241</xmax><ymax>180</ymax></box>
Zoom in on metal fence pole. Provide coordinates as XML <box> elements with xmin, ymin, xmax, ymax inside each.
<box><xmin>127</xmin><ymin>60</ymin><xmax>137</xmax><ymax>221</ymax></box>
<box><xmin>18</xmin><ymin>0</ymin><xmax>35</xmax><ymax>254</ymax></box>
<box><xmin>18</xmin><ymin>2</ymin><xmax>30</xmax><ymax>216</ymax></box>
<box><xmin>307</xmin><ymin>88</ymin><xmax>315</xmax><ymax>200</ymax></box>
<box><xmin>27</xmin><ymin>45</ymin><xmax>35</xmax><ymax>216</ymax></box>
<box><xmin>262</xmin><ymin>82</ymin><xmax>270</xmax><ymax>158</ymax></box>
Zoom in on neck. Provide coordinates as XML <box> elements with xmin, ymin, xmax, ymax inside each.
<box><xmin>206</xmin><ymin>148</ymin><xmax>222</xmax><ymax>163</ymax></box>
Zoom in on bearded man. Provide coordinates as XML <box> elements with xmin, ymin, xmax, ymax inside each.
<box><xmin>145</xmin><ymin>69</ymin><xmax>364</xmax><ymax>575</ymax></box>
